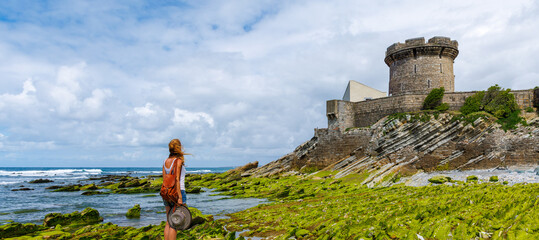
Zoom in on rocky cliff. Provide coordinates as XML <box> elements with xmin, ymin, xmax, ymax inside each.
<box><xmin>246</xmin><ymin>113</ymin><xmax>539</xmax><ymax>185</ymax></box>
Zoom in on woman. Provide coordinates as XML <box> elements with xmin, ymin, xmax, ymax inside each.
<box><xmin>161</xmin><ymin>139</ymin><xmax>187</xmax><ymax>240</ymax></box>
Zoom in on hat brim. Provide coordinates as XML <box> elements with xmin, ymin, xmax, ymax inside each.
<box><xmin>167</xmin><ymin>205</ymin><xmax>192</xmax><ymax>230</ymax></box>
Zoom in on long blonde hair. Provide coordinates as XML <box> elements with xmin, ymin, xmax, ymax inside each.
<box><xmin>168</xmin><ymin>139</ymin><xmax>185</xmax><ymax>159</ymax></box>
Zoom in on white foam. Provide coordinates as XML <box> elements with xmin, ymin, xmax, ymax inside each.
<box><xmin>187</xmin><ymin>169</ymin><xmax>212</xmax><ymax>173</ymax></box>
<box><xmin>0</xmin><ymin>169</ymin><xmax>102</xmax><ymax>177</ymax></box>
<box><xmin>0</xmin><ymin>181</ymin><xmax>21</xmax><ymax>185</ymax></box>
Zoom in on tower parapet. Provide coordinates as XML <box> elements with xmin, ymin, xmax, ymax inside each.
<box><xmin>385</xmin><ymin>36</ymin><xmax>459</xmax><ymax>96</ymax></box>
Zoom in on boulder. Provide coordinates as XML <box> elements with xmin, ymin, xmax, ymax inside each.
<box><xmin>81</xmin><ymin>183</ymin><xmax>99</xmax><ymax>190</ymax></box>
<box><xmin>466</xmin><ymin>175</ymin><xmax>478</xmax><ymax>182</ymax></box>
<box><xmin>52</xmin><ymin>184</ymin><xmax>82</xmax><ymax>192</ymax></box>
<box><xmin>428</xmin><ymin>175</ymin><xmax>451</xmax><ymax>184</ymax></box>
<box><xmin>81</xmin><ymin>190</ymin><xmax>109</xmax><ymax>196</ymax></box>
<box><xmin>185</xmin><ymin>186</ymin><xmax>203</xmax><ymax>194</ymax></box>
<box><xmin>0</xmin><ymin>222</ymin><xmax>46</xmax><ymax>238</ymax></box>
<box><xmin>126</xmin><ymin>204</ymin><xmax>141</xmax><ymax>218</ymax></box>
<box><xmin>44</xmin><ymin>207</ymin><xmax>103</xmax><ymax>227</ymax></box>
<box><xmin>28</xmin><ymin>179</ymin><xmax>54</xmax><ymax>184</ymax></box>
<box><xmin>188</xmin><ymin>207</ymin><xmax>213</xmax><ymax>226</ymax></box>
<box><xmin>11</xmin><ymin>188</ymin><xmax>34</xmax><ymax>191</ymax></box>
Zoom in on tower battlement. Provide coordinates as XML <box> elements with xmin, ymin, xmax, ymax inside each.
<box><xmin>384</xmin><ymin>37</ymin><xmax>459</xmax><ymax>66</ymax></box>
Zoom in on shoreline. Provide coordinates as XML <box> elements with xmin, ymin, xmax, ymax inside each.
<box><xmin>2</xmin><ymin>166</ymin><xmax>539</xmax><ymax>239</ymax></box>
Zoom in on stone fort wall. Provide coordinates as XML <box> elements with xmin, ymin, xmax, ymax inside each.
<box><xmin>327</xmin><ymin>89</ymin><xmax>536</xmax><ymax>131</ymax></box>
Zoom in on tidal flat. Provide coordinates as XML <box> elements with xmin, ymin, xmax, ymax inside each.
<box><xmin>1</xmin><ymin>169</ymin><xmax>538</xmax><ymax>239</ymax></box>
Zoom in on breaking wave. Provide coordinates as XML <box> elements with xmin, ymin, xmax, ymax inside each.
<box><xmin>0</xmin><ymin>169</ymin><xmax>102</xmax><ymax>177</ymax></box>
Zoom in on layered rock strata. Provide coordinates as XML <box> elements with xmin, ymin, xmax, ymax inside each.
<box><xmin>247</xmin><ymin>113</ymin><xmax>539</xmax><ymax>185</ymax></box>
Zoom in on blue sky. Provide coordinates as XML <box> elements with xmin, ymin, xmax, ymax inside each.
<box><xmin>0</xmin><ymin>0</ymin><xmax>538</xmax><ymax>167</ymax></box>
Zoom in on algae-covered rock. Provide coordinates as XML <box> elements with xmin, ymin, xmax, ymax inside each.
<box><xmin>81</xmin><ymin>190</ymin><xmax>109</xmax><ymax>196</ymax></box>
<box><xmin>28</xmin><ymin>178</ymin><xmax>54</xmax><ymax>184</ymax></box>
<box><xmin>466</xmin><ymin>175</ymin><xmax>478</xmax><ymax>182</ymax></box>
<box><xmin>295</xmin><ymin>229</ymin><xmax>310</xmax><ymax>237</ymax></box>
<box><xmin>113</xmin><ymin>184</ymin><xmax>160</xmax><ymax>194</ymax></box>
<box><xmin>44</xmin><ymin>207</ymin><xmax>103</xmax><ymax>227</ymax></box>
<box><xmin>36</xmin><ymin>229</ymin><xmax>71</xmax><ymax>239</ymax></box>
<box><xmin>52</xmin><ymin>184</ymin><xmax>82</xmax><ymax>192</ymax></box>
<box><xmin>489</xmin><ymin>176</ymin><xmax>499</xmax><ymax>182</ymax></box>
<box><xmin>126</xmin><ymin>204</ymin><xmax>141</xmax><ymax>218</ymax></box>
<box><xmin>11</xmin><ymin>187</ymin><xmax>34</xmax><ymax>191</ymax></box>
<box><xmin>428</xmin><ymin>175</ymin><xmax>451</xmax><ymax>184</ymax></box>
<box><xmin>188</xmin><ymin>207</ymin><xmax>213</xmax><ymax>226</ymax></box>
<box><xmin>118</xmin><ymin>178</ymin><xmax>147</xmax><ymax>188</ymax></box>
<box><xmin>0</xmin><ymin>222</ymin><xmax>46</xmax><ymax>238</ymax></box>
<box><xmin>80</xmin><ymin>183</ymin><xmax>98</xmax><ymax>190</ymax></box>
<box><xmin>186</xmin><ymin>186</ymin><xmax>203</xmax><ymax>193</ymax></box>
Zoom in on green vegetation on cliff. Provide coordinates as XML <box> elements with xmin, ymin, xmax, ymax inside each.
<box><xmin>460</xmin><ymin>84</ymin><xmax>525</xmax><ymax>130</ymax></box>
<box><xmin>422</xmin><ymin>87</ymin><xmax>448</xmax><ymax>111</ymax></box>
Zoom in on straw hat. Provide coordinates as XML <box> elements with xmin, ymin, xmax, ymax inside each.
<box><xmin>168</xmin><ymin>205</ymin><xmax>192</xmax><ymax>230</ymax></box>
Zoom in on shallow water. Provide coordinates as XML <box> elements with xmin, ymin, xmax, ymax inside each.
<box><xmin>0</xmin><ymin>167</ymin><xmax>267</xmax><ymax>227</ymax></box>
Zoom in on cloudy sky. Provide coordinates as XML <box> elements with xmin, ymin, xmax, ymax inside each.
<box><xmin>0</xmin><ymin>1</ymin><xmax>537</xmax><ymax>167</ymax></box>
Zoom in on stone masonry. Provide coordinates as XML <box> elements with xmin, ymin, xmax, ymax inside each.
<box><xmin>328</xmin><ymin>90</ymin><xmax>535</xmax><ymax>130</ymax></box>
<box><xmin>385</xmin><ymin>37</ymin><xmax>458</xmax><ymax>96</ymax></box>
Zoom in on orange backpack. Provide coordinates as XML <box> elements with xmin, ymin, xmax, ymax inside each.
<box><xmin>160</xmin><ymin>158</ymin><xmax>179</xmax><ymax>204</ymax></box>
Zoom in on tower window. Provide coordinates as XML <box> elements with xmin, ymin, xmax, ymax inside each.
<box><xmin>414</xmin><ymin>65</ymin><xmax>417</xmax><ymax>73</ymax></box>
<box><xmin>440</xmin><ymin>63</ymin><xmax>442</xmax><ymax>73</ymax></box>
<box><xmin>427</xmin><ymin>79</ymin><xmax>431</xmax><ymax>88</ymax></box>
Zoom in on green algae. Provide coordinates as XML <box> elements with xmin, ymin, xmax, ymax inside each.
<box><xmin>126</xmin><ymin>204</ymin><xmax>141</xmax><ymax>218</ymax></box>
<box><xmin>13</xmin><ymin>209</ymin><xmax>41</xmax><ymax>214</ymax></box>
<box><xmin>0</xmin><ymin>222</ymin><xmax>46</xmax><ymax>238</ymax></box>
<box><xmin>80</xmin><ymin>183</ymin><xmax>98</xmax><ymax>190</ymax></box>
<box><xmin>43</xmin><ymin>207</ymin><xmax>103</xmax><ymax>227</ymax></box>
<box><xmin>81</xmin><ymin>190</ymin><xmax>109</xmax><ymax>195</ymax></box>
<box><xmin>52</xmin><ymin>184</ymin><xmax>82</xmax><ymax>192</ymax></box>
<box><xmin>100</xmin><ymin>176</ymin><xmax>162</xmax><ymax>194</ymax></box>
<box><xmin>197</xmin><ymin>173</ymin><xmax>539</xmax><ymax>239</ymax></box>
<box><xmin>467</xmin><ymin>175</ymin><xmax>479</xmax><ymax>182</ymax></box>
<box><xmin>4</xmin><ymin>206</ymin><xmax>232</xmax><ymax>240</ymax></box>
<box><xmin>428</xmin><ymin>175</ymin><xmax>451</xmax><ymax>184</ymax></box>
<box><xmin>142</xmin><ymin>194</ymin><xmax>158</xmax><ymax>197</ymax></box>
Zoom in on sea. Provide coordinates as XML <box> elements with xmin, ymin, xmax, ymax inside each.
<box><xmin>0</xmin><ymin>167</ymin><xmax>267</xmax><ymax>227</ymax></box>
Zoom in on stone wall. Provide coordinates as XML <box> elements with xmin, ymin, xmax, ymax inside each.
<box><xmin>327</xmin><ymin>89</ymin><xmax>536</xmax><ymax>130</ymax></box>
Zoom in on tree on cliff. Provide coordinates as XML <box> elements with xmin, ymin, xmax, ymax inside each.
<box><xmin>422</xmin><ymin>87</ymin><xmax>448</xmax><ymax>111</ymax></box>
<box><xmin>460</xmin><ymin>84</ymin><xmax>524</xmax><ymax>129</ymax></box>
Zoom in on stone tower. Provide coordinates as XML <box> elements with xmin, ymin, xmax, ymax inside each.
<box><xmin>384</xmin><ymin>36</ymin><xmax>458</xmax><ymax>96</ymax></box>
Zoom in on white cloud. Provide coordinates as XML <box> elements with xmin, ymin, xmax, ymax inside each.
<box><xmin>173</xmin><ymin>108</ymin><xmax>215</xmax><ymax>128</ymax></box>
<box><xmin>57</xmin><ymin>62</ymin><xmax>85</xmax><ymax>93</ymax></box>
<box><xmin>134</xmin><ymin>103</ymin><xmax>156</xmax><ymax>117</ymax></box>
<box><xmin>0</xmin><ymin>79</ymin><xmax>38</xmax><ymax>110</ymax></box>
<box><xmin>0</xmin><ymin>0</ymin><xmax>537</xmax><ymax>167</ymax></box>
